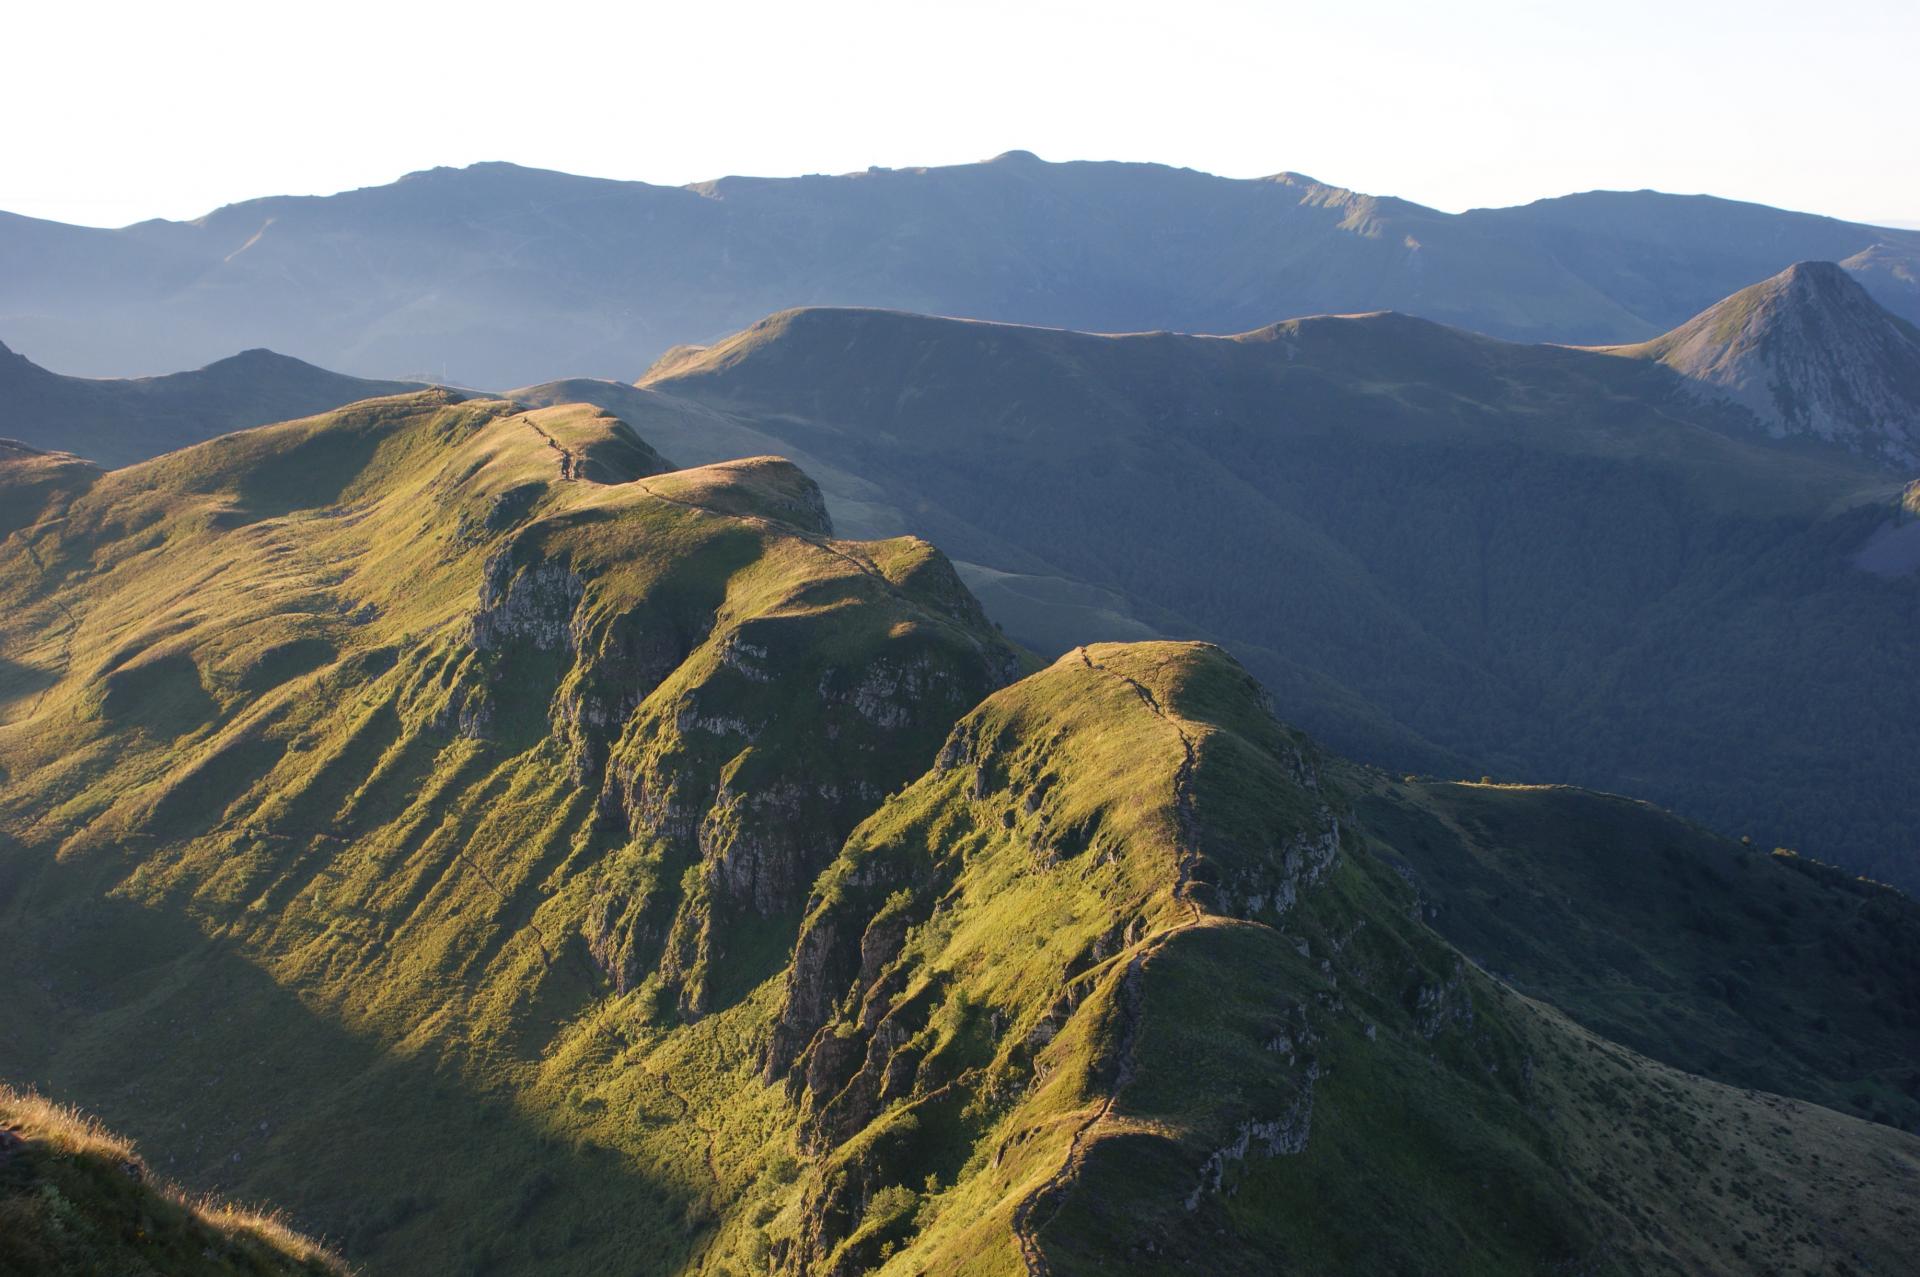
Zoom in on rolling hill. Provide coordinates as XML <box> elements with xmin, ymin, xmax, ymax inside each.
<box><xmin>4</xmin><ymin>155</ymin><xmax>1919</xmax><ymax>386</ymax></box>
<box><xmin>2</xmin><ymin>393</ymin><xmax>1918</xmax><ymax>1273</ymax></box>
<box><xmin>630</xmin><ymin>291</ymin><xmax>1920</xmax><ymax>888</ymax></box>
<box><xmin>0</xmin><ymin>339</ymin><xmax>416</xmax><ymax>467</ymax></box>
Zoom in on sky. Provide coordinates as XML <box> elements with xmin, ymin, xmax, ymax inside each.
<box><xmin>6</xmin><ymin>0</ymin><xmax>1917</xmax><ymax>229</ymax></box>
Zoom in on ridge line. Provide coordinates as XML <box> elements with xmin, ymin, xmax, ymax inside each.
<box><xmin>1008</xmin><ymin>647</ymin><xmax>1212</xmax><ymax>1274</ymax></box>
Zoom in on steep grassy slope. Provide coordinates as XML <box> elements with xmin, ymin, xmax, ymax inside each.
<box><xmin>1351</xmin><ymin>772</ymin><xmax>1920</xmax><ymax>1132</ymax></box>
<box><xmin>1602</xmin><ymin>261</ymin><xmax>1920</xmax><ymax>467</ymax></box>
<box><xmin>0</xmin><ymin>392</ymin><xmax>1020</xmax><ymax>1271</ymax></box>
<box><xmin>750</xmin><ymin>643</ymin><xmax>1920</xmax><ymax>1273</ymax></box>
<box><xmin>4</xmin><ymin>156</ymin><xmax>1918</xmax><ymax>385</ymax></box>
<box><xmin>0</xmin><ymin>339</ymin><xmax>416</xmax><ymax>467</ymax></box>
<box><xmin>0</xmin><ymin>1084</ymin><xmax>346</xmax><ymax>1276</ymax></box>
<box><xmin>637</xmin><ymin>303</ymin><xmax>1920</xmax><ymax>888</ymax></box>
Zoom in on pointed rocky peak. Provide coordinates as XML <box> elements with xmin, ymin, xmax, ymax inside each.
<box><xmin>1611</xmin><ymin>260</ymin><xmax>1920</xmax><ymax>468</ymax></box>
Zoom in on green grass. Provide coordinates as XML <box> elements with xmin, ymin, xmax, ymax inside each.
<box><xmin>2</xmin><ymin>396</ymin><xmax>1916</xmax><ymax>1274</ymax></box>
<box><xmin>760</xmin><ymin>642</ymin><xmax>1920</xmax><ymax>1274</ymax></box>
<box><xmin>0</xmin><ymin>1083</ymin><xmax>346</xmax><ymax>1276</ymax></box>
<box><xmin>0</xmin><ymin>391</ymin><xmax>1018</xmax><ymax>1272</ymax></box>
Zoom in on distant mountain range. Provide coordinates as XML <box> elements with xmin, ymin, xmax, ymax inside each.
<box><xmin>0</xmin><ymin>339</ymin><xmax>415</xmax><ymax>467</ymax></box>
<box><xmin>4</xmin><ymin>154</ymin><xmax>1920</xmax><ymax>386</ymax></box>
<box><xmin>12</xmin><ymin>147</ymin><xmax>1920</xmax><ymax>1277</ymax></box>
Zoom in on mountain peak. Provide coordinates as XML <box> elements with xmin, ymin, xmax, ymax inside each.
<box><xmin>1768</xmin><ymin>258</ymin><xmax>1863</xmax><ymax>306</ymax></box>
<box><xmin>1610</xmin><ymin>260</ymin><xmax>1920</xmax><ymax>468</ymax></box>
<box><xmin>1779</xmin><ymin>258</ymin><xmax>1850</xmax><ymax>283</ymax></box>
<box><xmin>210</xmin><ymin>346</ymin><xmax>301</xmax><ymax>367</ymax></box>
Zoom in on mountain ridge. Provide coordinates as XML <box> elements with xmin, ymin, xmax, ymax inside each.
<box><xmin>0</xmin><ymin>1083</ymin><xmax>346</xmax><ymax>1275</ymax></box>
<box><xmin>0</xmin><ymin>338</ymin><xmax>419</xmax><ymax>467</ymax></box>
<box><xmin>7</xmin><ymin>154</ymin><xmax>1920</xmax><ymax>386</ymax></box>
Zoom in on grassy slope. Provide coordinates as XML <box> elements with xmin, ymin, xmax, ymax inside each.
<box><xmin>636</xmin><ymin>304</ymin><xmax>1920</xmax><ymax>887</ymax></box>
<box><xmin>0</xmin><ymin>391</ymin><xmax>1019</xmax><ymax>1272</ymax></box>
<box><xmin>0</xmin><ymin>340</ymin><xmax>418</xmax><ymax>468</ymax></box>
<box><xmin>1351</xmin><ymin>773</ymin><xmax>1920</xmax><ymax>1132</ymax></box>
<box><xmin>0</xmin><ymin>1083</ymin><xmax>345</xmax><ymax>1276</ymax></box>
<box><xmin>760</xmin><ymin>642</ymin><xmax>1920</xmax><ymax>1274</ymax></box>
<box><xmin>504</xmin><ymin>381</ymin><xmax>1185</xmax><ymax>654</ymax></box>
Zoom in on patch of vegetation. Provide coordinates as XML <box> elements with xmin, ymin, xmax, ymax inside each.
<box><xmin>0</xmin><ymin>393</ymin><xmax>1016</xmax><ymax>1273</ymax></box>
<box><xmin>0</xmin><ymin>1084</ymin><xmax>345</xmax><ymax>1276</ymax></box>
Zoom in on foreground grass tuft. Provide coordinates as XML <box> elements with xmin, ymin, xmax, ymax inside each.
<box><xmin>0</xmin><ymin>1083</ymin><xmax>347</xmax><ymax>1276</ymax></box>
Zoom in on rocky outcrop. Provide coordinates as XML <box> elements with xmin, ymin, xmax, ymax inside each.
<box><xmin>470</xmin><ymin>550</ymin><xmax>584</xmax><ymax>655</ymax></box>
<box><xmin>467</xmin><ymin>541</ymin><xmax>699</xmax><ymax>779</ymax></box>
<box><xmin>1217</xmin><ymin>815</ymin><xmax>1342</xmax><ymax>921</ymax></box>
<box><xmin>1184</xmin><ymin>1060</ymin><xmax>1317</xmax><ymax>1211</ymax></box>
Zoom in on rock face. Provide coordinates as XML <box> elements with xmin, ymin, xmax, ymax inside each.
<box><xmin>1610</xmin><ymin>260</ymin><xmax>1920</xmax><ymax>469</ymax></box>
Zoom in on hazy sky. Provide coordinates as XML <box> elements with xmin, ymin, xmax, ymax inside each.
<box><xmin>7</xmin><ymin>0</ymin><xmax>1916</xmax><ymax>228</ymax></box>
